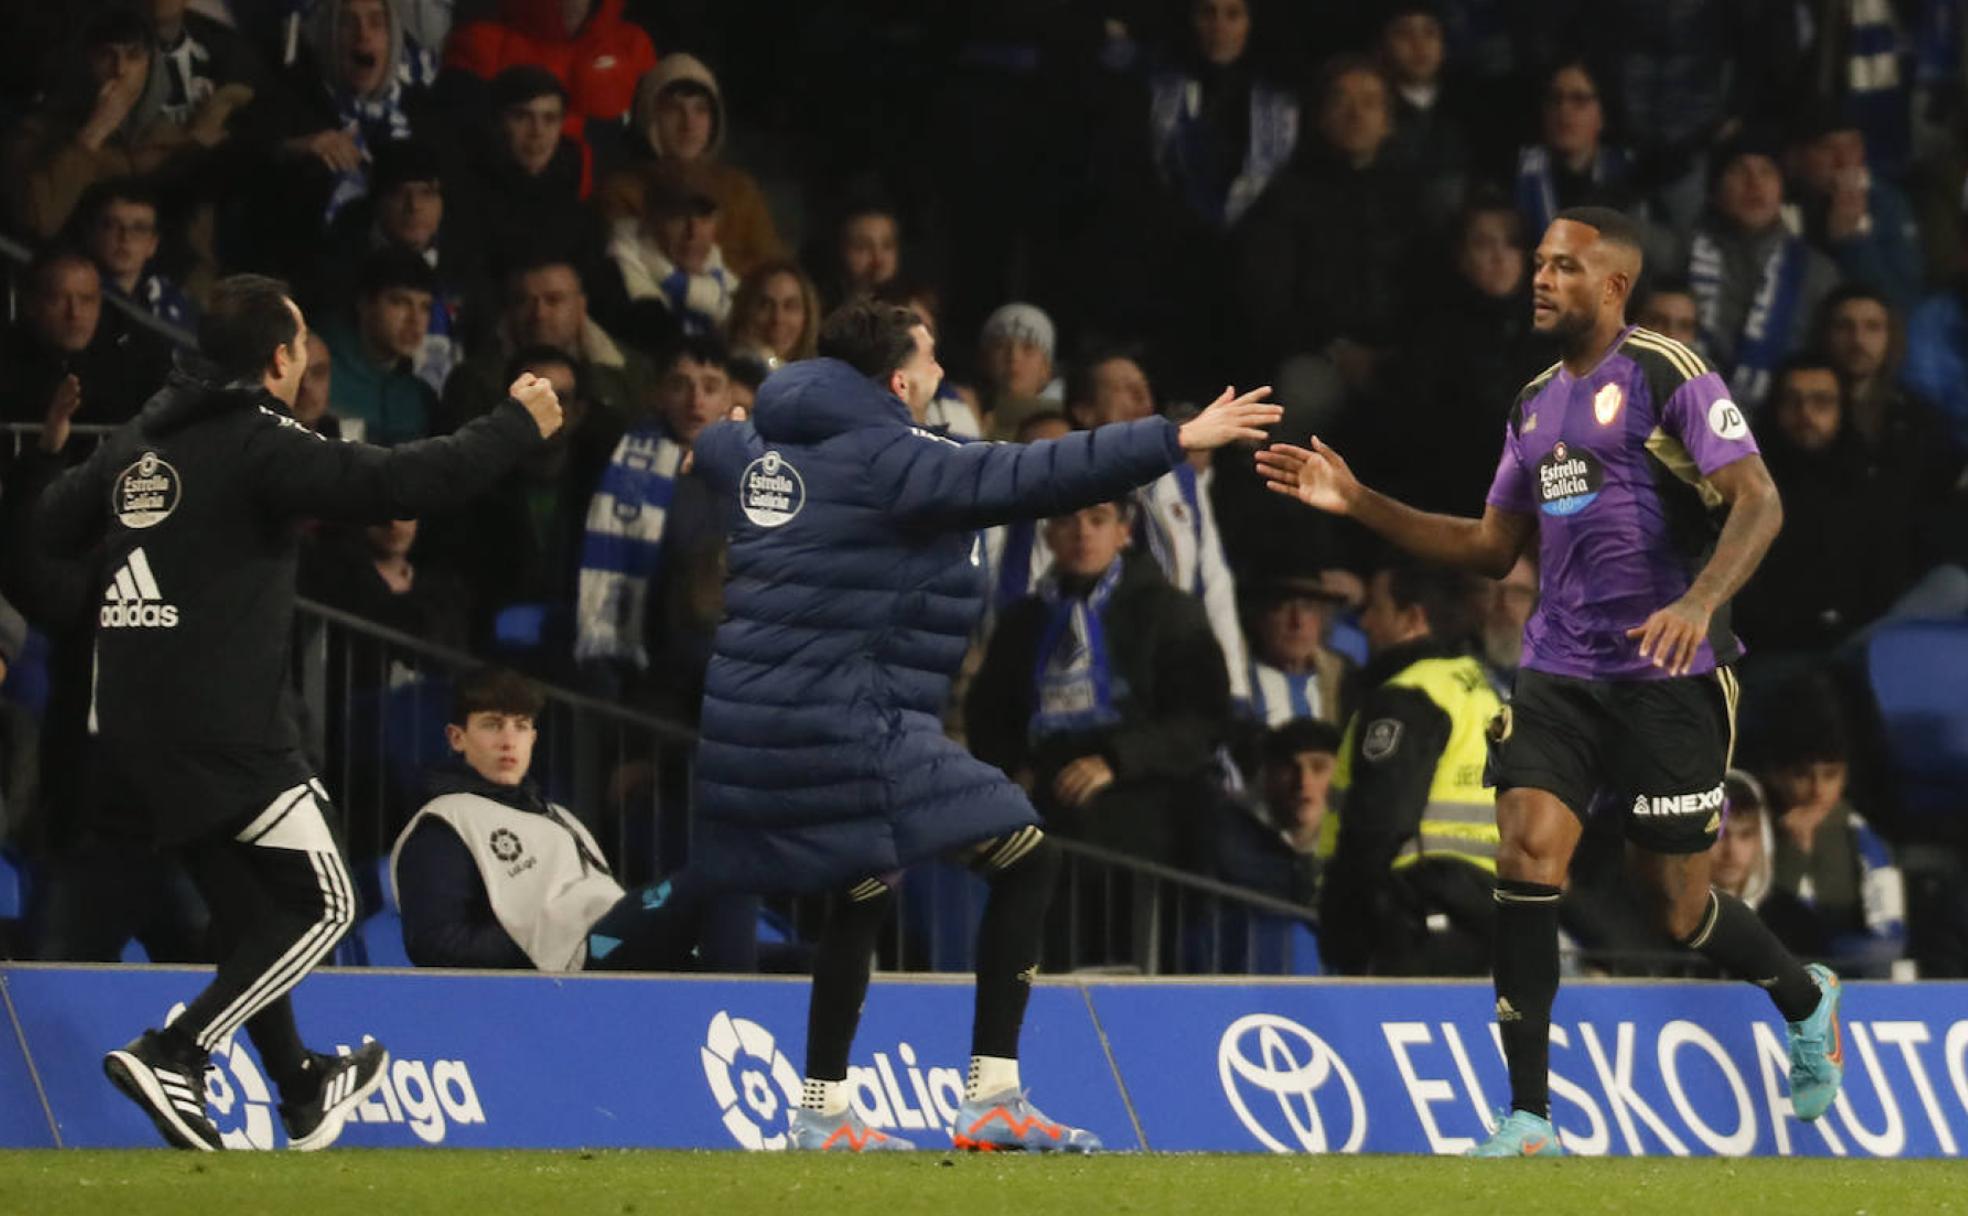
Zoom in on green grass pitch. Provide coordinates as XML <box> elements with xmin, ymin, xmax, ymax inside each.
<box><xmin>3</xmin><ymin>1151</ymin><xmax>1967</xmax><ymax>1216</ymax></box>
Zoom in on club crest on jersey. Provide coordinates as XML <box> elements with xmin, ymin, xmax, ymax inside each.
<box><xmin>740</xmin><ymin>451</ymin><xmax>806</xmax><ymax>528</ymax></box>
<box><xmin>1593</xmin><ymin>383</ymin><xmax>1623</xmax><ymax>426</ymax></box>
<box><xmin>113</xmin><ymin>451</ymin><xmax>181</xmax><ymax>529</ymax></box>
<box><xmin>1536</xmin><ymin>441</ymin><xmax>1604</xmax><ymax>517</ymax></box>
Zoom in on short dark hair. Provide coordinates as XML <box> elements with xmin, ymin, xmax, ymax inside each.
<box><xmin>505</xmin><ymin>343</ymin><xmax>582</xmax><ymax>389</ymax></box>
<box><xmin>452</xmin><ymin>666</ymin><xmax>545</xmax><ymax>724</ymax></box>
<box><xmin>83</xmin><ymin>7</ymin><xmax>150</xmax><ymax>49</ymax></box>
<box><xmin>1263</xmin><ymin>719</ymin><xmax>1343</xmax><ymax>767</ymax></box>
<box><xmin>1816</xmin><ymin>281</ymin><xmax>1894</xmax><ymax>323</ymax></box>
<box><xmin>1381</xmin><ymin>558</ymin><xmax>1476</xmax><ymax>644</ymax></box>
<box><xmin>81</xmin><ymin>177</ymin><xmax>159</xmax><ymax>226</ymax></box>
<box><xmin>27</xmin><ymin>247</ymin><xmax>97</xmax><ymax>296</ymax></box>
<box><xmin>357</xmin><ymin>246</ymin><xmax>438</xmax><ymax>299</ymax></box>
<box><xmin>818</xmin><ymin>299</ymin><xmax>921</xmax><ymax>381</ymax></box>
<box><xmin>727</xmin><ymin>352</ymin><xmax>770</xmax><ymax>391</ymax></box>
<box><xmin>656</xmin><ymin>331</ymin><xmax>732</xmax><ymax>379</ymax></box>
<box><xmin>1773</xmin><ymin>348</ymin><xmax>1840</xmax><ymax>388</ymax></box>
<box><xmin>1554</xmin><ymin>206</ymin><xmax>1646</xmax><ymax>264</ymax></box>
<box><xmin>491</xmin><ymin>64</ymin><xmax>567</xmax><ymax>112</ymax></box>
<box><xmin>369</xmin><ymin>138</ymin><xmax>444</xmax><ymax>198</ymax></box>
<box><xmin>200</xmin><ymin>274</ymin><xmax>299</xmax><ymax>383</ymax></box>
<box><xmin>504</xmin><ymin>250</ymin><xmax>583</xmax><ymax>291</ymax></box>
<box><xmin>1316</xmin><ymin>53</ymin><xmax>1390</xmax><ymax>107</ymax></box>
<box><xmin>1064</xmin><ymin>344</ymin><xmax>1148</xmax><ymax>412</ymax></box>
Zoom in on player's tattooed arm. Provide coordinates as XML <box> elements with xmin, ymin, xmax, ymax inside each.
<box><xmin>1627</xmin><ymin>453</ymin><xmax>1783</xmax><ymax>675</ymax></box>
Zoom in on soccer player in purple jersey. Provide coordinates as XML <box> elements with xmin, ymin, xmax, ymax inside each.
<box><xmin>1255</xmin><ymin>207</ymin><xmax>1846</xmax><ymax>1156</ymax></box>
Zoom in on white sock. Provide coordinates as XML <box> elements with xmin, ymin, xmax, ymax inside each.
<box><xmin>966</xmin><ymin>1055</ymin><xmax>1019</xmax><ymax>1102</ymax></box>
<box><xmin>802</xmin><ymin>1077</ymin><xmax>849</xmax><ymax>1117</ymax></box>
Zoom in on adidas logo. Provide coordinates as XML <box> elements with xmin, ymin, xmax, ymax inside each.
<box><xmin>99</xmin><ymin>547</ymin><xmax>179</xmax><ymax>629</ymax></box>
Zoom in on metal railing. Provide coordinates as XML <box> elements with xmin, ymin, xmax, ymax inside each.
<box><xmin>291</xmin><ymin>599</ymin><xmax>1327</xmax><ymax>976</ymax></box>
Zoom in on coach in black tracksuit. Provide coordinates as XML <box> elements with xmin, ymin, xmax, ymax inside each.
<box><xmin>34</xmin><ymin>274</ymin><xmax>562</xmax><ymax>1151</ymax></box>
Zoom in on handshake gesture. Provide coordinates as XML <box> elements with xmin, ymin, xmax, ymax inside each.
<box><xmin>508</xmin><ymin>373</ymin><xmax>565</xmax><ymax>440</ymax></box>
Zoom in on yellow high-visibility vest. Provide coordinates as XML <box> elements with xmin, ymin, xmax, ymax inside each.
<box><xmin>1324</xmin><ymin>655</ymin><xmax>1501</xmax><ymax>874</ymax></box>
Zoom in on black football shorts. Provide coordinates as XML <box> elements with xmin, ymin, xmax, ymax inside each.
<box><xmin>1488</xmin><ymin>666</ymin><xmax>1740</xmax><ymax>854</ymax></box>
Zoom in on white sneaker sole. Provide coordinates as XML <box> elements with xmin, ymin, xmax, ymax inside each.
<box><xmin>286</xmin><ymin>1050</ymin><xmax>391</xmax><ymax>1152</ymax></box>
<box><xmin>105</xmin><ymin>1050</ymin><xmax>218</xmax><ymax>1152</ymax></box>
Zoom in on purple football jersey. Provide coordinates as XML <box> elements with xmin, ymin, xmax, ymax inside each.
<box><xmin>1485</xmin><ymin>326</ymin><xmax>1759</xmax><ymax>680</ymax></box>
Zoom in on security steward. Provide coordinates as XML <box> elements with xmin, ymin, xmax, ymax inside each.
<box><xmin>1318</xmin><ymin>558</ymin><xmax>1501</xmax><ymax>975</ymax></box>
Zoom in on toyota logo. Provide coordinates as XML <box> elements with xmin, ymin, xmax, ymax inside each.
<box><xmin>1217</xmin><ymin>1013</ymin><xmax>1366</xmax><ymax>1154</ymax></box>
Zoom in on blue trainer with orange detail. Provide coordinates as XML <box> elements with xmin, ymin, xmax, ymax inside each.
<box><xmin>1466</xmin><ymin>1108</ymin><xmax>1564</xmax><ymax>1157</ymax></box>
<box><xmin>951</xmin><ymin>1089</ymin><xmax>1101</xmax><ymax>1153</ymax></box>
<box><xmin>1787</xmin><ymin>963</ymin><xmax>1845</xmax><ymax>1121</ymax></box>
<box><xmin>788</xmin><ymin>1107</ymin><xmax>916</xmax><ymax>1152</ymax></box>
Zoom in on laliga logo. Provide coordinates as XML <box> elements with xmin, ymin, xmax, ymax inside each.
<box><xmin>1218</xmin><ymin>1013</ymin><xmax>1367</xmax><ymax>1154</ymax></box>
<box><xmin>166</xmin><ymin>1002</ymin><xmax>278</xmax><ymax>1150</ymax></box>
<box><xmin>702</xmin><ymin>1011</ymin><xmax>801</xmax><ymax>1150</ymax></box>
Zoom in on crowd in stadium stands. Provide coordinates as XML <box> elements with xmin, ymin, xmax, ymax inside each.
<box><xmin>0</xmin><ymin>0</ymin><xmax>1966</xmax><ymax>980</ymax></box>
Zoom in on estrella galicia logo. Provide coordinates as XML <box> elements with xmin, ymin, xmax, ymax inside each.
<box><xmin>740</xmin><ymin>451</ymin><xmax>805</xmax><ymax>528</ymax></box>
<box><xmin>489</xmin><ymin>829</ymin><xmax>522</xmax><ymax>862</ymax></box>
<box><xmin>113</xmin><ymin>451</ymin><xmax>181</xmax><ymax>529</ymax></box>
<box><xmin>1217</xmin><ymin>1013</ymin><xmax>1366</xmax><ymax>1154</ymax></box>
<box><xmin>702</xmin><ymin>1011</ymin><xmax>802</xmax><ymax>1150</ymax></box>
<box><xmin>1536</xmin><ymin>441</ymin><xmax>1604</xmax><ymax>517</ymax></box>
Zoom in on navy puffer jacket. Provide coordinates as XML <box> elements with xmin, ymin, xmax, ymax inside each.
<box><xmin>689</xmin><ymin>358</ymin><xmax>1182</xmax><ymax>893</ymax></box>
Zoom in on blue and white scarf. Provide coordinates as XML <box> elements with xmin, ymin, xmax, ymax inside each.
<box><xmin>1029</xmin><ymin>559</ymin><xmax>1125</xmax><ymax>739</ymax></box>
<box><xmin>574</xmin><ymin>424</ymin><xmax>685</xmax><ymax>667</ymax></box>
<box><xmin>320</xmin><ymin>43</ymin><xmax>435</xmax><ymax>223</ymax></box>
<box><xmin>1137</xmin><ymin>464</ymin><xmax>1207</xmax><ymax>596</ymax></box>
<box><xmin>1690</xmin><ymin>228</ymin><xmax>1808</xmax><ymax>410</ymax></box>
<box><xmin>994</xmin><ymin>517</ymin><xmax>1040</xmax><ymax>612</ymax></box>
<box><xmin>1147</xmin><ymin>73</ymin><xmax>1299</xmax><ymax>229</ymax></box>
<box><xmin>1243</xmin><ymin>659</ymin><xmax>1326</xmax><ymax>727</ymax></box>
<box><xmin>1513</xmin><ymin>144</ymin><xmax>1631</xmax><ymax>236</ymax></box>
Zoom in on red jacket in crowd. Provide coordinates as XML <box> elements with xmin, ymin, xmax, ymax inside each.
<box><xmin>445</xmin><ymin>0</ymin><xmax>658</xmax><ymax>139</ymax></box>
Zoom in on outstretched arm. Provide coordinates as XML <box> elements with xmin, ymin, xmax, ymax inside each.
<box><xmin>1255</xmin><ymin>437</ymin><xmax>1534</xmax><ymax>579</ymax></box>
<box><xmin>880</xmin><ymin>386</ymin><xmax>1281</xmax><ymax>530</ymax></box>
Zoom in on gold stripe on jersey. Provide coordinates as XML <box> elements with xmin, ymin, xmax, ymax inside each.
<box><xmin>1717</xmin><ymin>667</ymin><xmax>1741</xmax><ymax>767</ymax></box>
<box><xmin>1625</xmin><ymin>328</ymin><xmax>1708</xmax><ymax>382</ymax></box>
<box><xmin>1627</xmin><ymin>327</ymin><xmax>1707</xmax><ymax>378</ymax></box>
<box><xmin>1642</xmin><ymin>427</ymin><xmax>1725</xmax><ymax>509</ymax></box>
<box><xmin>1521</xmin><ymin>361</ymin><xmax>1563</xmax><ymax>396</ymax></box>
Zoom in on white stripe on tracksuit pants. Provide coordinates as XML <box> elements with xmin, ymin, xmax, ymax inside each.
<box><xmin>174</xmin><ymin>782</ymin><xmax>357</xmax><ymax>1054</ymax></box>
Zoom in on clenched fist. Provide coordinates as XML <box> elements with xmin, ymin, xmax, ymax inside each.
<box><xmin>508</xmin><ymin>372</ymin><xmax>564</xmax><ymax>440</ymax></box>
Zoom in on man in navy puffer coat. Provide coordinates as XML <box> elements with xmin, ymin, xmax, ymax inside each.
<box><xmin>677</xmin><ymin>301</ymin><xmax>1278</xmax><ymax>1152</ymax></box>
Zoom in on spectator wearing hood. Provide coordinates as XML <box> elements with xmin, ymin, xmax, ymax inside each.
<box><xmin>596</xmin><ymin>54</ymin><xmax>785</xmax><ymax>278</ymax></box>
<box><xmin>232</xmin><ymin>0</ymin><xmax>449</xmax><ymax>275</ymax></box>
<box><xmin>6</xmin><ymin>7</ymin><xmax>243</xmax><ymax>240</ymax></box>
<box><xmin>442</xmin><ymin>0</ymin><xmax>657</xmax><ymax>163</ymax></box>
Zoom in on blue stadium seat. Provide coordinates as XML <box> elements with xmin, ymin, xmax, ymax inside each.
<box><xmin>1866</xmin><ymin>620</ymin><xmax>1968</xmax><ymax>816</ymax></box>
<box><xmin>349</xmin><ymin>856</ymin><xmax>411</xmax><ymax>968</ymax></box>
<box><xmin>0</xmin><ymin>629</ymin><xmax>50</xmax><ymax>719</ymax></box>
<box><xmin>0</xmin><ymin>849</ymin><xmax>26</xmax><ymax>920</ymax></box>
